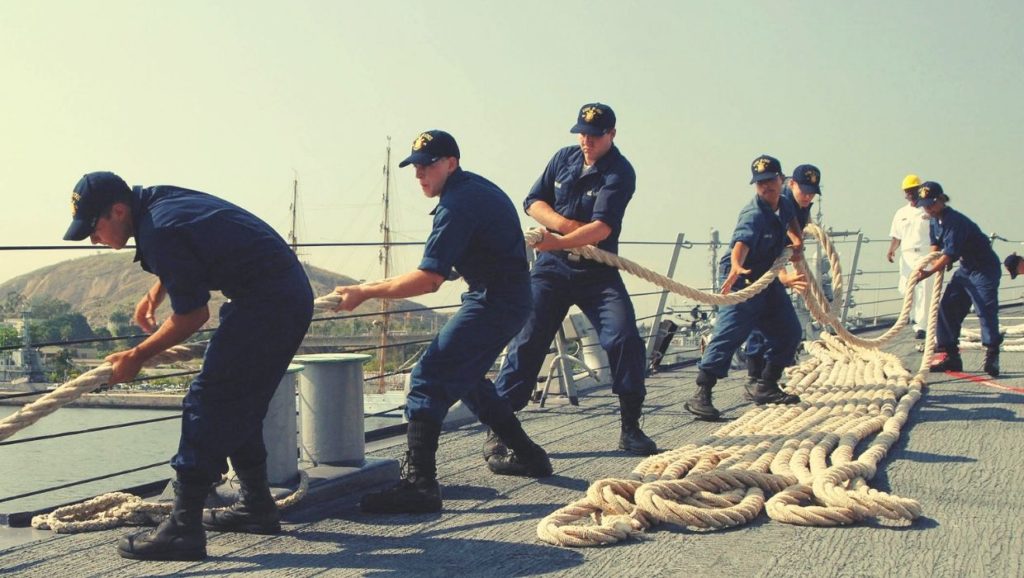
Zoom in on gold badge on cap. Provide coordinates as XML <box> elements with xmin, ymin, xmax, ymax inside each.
<box><xmin>70</xmin><ymin>192</ymin><xmax>81</xmax><ymax>216</ymax></box>
<box><xmin>582</xmin><ymin>107</ymin><xmax>602</xmax><ymax>123</ymax></box>
<box><xmin>412</xmin><ymin>133</ymin><xmax>433</xmax><ymax>151</ymax></box>
<box><xmin>918</xmin><ymin>186</ymin><xmax>929</xmax><ymax>199</ymax></box>
<box><xmin>753</xmin><ymin>158</ymin><xmax>770</xmax><ymax>173</ymax></box>
<box><xmin>805</xmin><ymin>169</ymin><xmax>819</xmax><ymax>184</ymax></box>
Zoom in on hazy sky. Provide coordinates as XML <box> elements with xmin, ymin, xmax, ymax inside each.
<box><xmin>2</xmin><ymin>1</ymin><xmax>1023</xmax><ymax>311</ymax></box>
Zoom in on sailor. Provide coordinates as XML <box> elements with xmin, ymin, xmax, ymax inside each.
<box><xmin>1005</xmin><ymin>252</ymin><xmax>1024</xmax><ymax>280</ymax></box>
<box><xmin>685</xmin><ymin>155</ymin><xmax>805</xmax><ymax>420</ymax></box>
<box><xmin>887</xmin><ymin>174</ymin><xmax>934</xmax><ymax>339</ymax></box>
<box><xmin>742</xmin><ymin>164</ymin><xmax>818</xmax><ymax>392</ymax></box>
<box><xmin>916</xmin><ymin>182</ymin><xmax>1002</xmax><ymax>377</ymax></box>
<box><xmin>62</xmin><ymin>171</ymin><xmax>314</xmax><ymax>561</ymax></box>
<box><xmin>331</xmin><ymin>131</ymin><xmax>551</xmax><ymax>515</ymax></box>
<box><xmin>487</xmin><ymin>102</ymin><xmax>658</xmax><ymax>458</ymax></box>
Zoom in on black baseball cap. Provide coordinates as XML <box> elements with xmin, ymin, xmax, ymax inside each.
<box><xmin>1005</xmin><ymin>253</ymin><xmax>1022</xmax><ymax>279</ymax></box>
<box><xmin>750</xmin><ymin>154</ymin><xmax>783</xmax><ymax>184</ymax></box>
<box><xmin>570</xmin><ymin>103</ymin><xmax>616</xmax><ymax>135</ymax></box>
<box><xmin>63</xmin><ymin>171</ymin><xmax>132</xmax><ymax>241</ymax></box>
<box><xmin>398</xmin><ymin>130</ymin><xmax>460</xmax><ymax>168</ymax></box>
<box><xmin>791</xmin><ymin>164</ymin><xmax>822</xmax><ymax>195</ymax></box>
<box><xmin>916</xmin><ymin>181</ymin><xmax>945</xmax><ymax>207</ymax></box>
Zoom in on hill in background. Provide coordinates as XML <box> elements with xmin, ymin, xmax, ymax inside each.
<box><xmin>0</xmin><ymin>252</ymin><xmax>442</xmax><ymax>329</ymax></box>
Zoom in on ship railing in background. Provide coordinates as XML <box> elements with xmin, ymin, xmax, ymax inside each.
<box><xmin>2</xmin><ymin>232</ymin><xmax>1022</xmax><ymax>518</ymax></box>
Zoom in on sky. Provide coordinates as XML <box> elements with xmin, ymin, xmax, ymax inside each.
<box><xmin>1</xmin><ymin>1</ymin><xmax>1023</xmax><ymax>314</ymax></box>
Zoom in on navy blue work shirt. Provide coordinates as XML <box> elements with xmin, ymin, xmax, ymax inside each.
<box><xmin>720</xmin><ymin>193</ymin><xmax>798</xmax><ymax>281</ymax></box>
<box><xmin>418</xmin><ymin>168</ymin><xmax>530</xmax><ymax>293</ymax></box>
<box><xmin>130</xmin><ymin>186</ymin><xmax>301</xmax><ymax>314</ymax></box>
<box><xmin>782</xmin><ymin>186</ymin><xmax>812</xmax><ymax>229</ymax></box>
<box><xmin>523</xmin><ymin>144</ymin><xmax>636</xmax><ymax>255</ymax></box>
<box><xmin>929</xmin><ymin>207</ymin><xmax>1000</xmax><ymax>274</ymax></box>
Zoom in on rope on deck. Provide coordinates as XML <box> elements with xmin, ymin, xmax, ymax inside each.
<box><xmin>30</xmin><ymin>470</ymin><xmax>310</xmax><ymax>533</ymax></box>
<box><xmin>535</xmin><ymin>224</ymin><xmax>945</xmax><ymax>547</ymax></box>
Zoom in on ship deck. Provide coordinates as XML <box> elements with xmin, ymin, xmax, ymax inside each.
<box><xmin>2</xmin><ymin>324</ymin><xmax>1023</xmax><ymax>577</ymax></box>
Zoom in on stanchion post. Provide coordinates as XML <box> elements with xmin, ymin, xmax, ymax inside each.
<box><xmin>645</xmin><ymin>232</ymin><xmax>686</xmax><ymax>369</ymax></box>
<box><xmin>841</xmin><ymin>232</ymin><xmax>864</xmax><ymax>326</ymax></box>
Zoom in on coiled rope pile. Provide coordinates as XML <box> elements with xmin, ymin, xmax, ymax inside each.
<box><xmin>2</xmin><ymin>293</ymin><xmax>345</xmax><ymax>533</ymax></box>
<box><xmin>531</xmin><ymin>224</ymin><xmax>946</xmax><ymax>546</ymax></box>
<box><xmin>959</xmin><ymin>324</ymin><xmax>1024</xmax><ymax>352</ymax></box>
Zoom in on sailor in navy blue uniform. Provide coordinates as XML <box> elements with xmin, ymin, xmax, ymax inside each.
<box><xmin>488</xmin><ymin>103</ymin><xmax>657</xmax><ymax>456</ymax></box>
<box><xmin>743</xmin><ymin>164</ymin><xmax>819</xmax><ymax>391</ymax></box>
<box><xmin>916</xmin><ymin>182</ymin><xmax>1002</xmax><ymax>377</ymax></box>
<box><xmin>62</xmin><ymin>171</ymin><xmax>314</xmax><ymax>561</ymax></box>
<box><xmin>685</xmin><ymin>155</ymin><xmax>805</xmax><ymax>421</ymax></box>
<box><xmin>331</xmin><ymin>131</ymin><xmax>551</xmax><ymax>515</ymax></box>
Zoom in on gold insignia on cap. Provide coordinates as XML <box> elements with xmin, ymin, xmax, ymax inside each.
<box><xmin>412</xmin><ymin>133</ymin><xmax>433</xmax><ymax>151</ymax></box>
<box><xmin>918</xmin><ymin>186</ymin><xmax>929</xmax><ymax>199</ymax></box>
<box><xmin>70</xmin><ymin>192</ymin><xmax>81</xmax><ymax>216</ymax></box>
<box><xmin>582</xmin><ymin>106</ymin><xmax>602</xmax><ymax>123</ymax></box>
<box><xmin>805</xmin><ymin>169</ymin><xmax>819</xmax><ymax>184</ymax></box>
<box><xmin>753</xmin><ymin>158</ymin><xmax>770</xmax><ymax>173</ymax></box>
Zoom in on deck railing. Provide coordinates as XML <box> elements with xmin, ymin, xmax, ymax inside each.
<box><xmin>1</xmin><ymin>231</ymin><xmax>1022</xmax><ymax>521</ymax></box>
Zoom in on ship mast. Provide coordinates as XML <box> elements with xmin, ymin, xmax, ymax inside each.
<box><xmin>288</xmin><ymin>171</ymin><xmax>299</xmax><ymax>254</ymax></box>
<box><xmin>378</xmin><ymin>137</ymin><xmax>393</xmax><ymax>390</ymax></box>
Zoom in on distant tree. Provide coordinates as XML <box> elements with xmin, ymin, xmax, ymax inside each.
<box><xmin>28</xmin><ymin>296</ymin><xmax>73</xmax><ymax>319</ymax></box>
<box><xmin>0</xmin><ymin>324</ymin><xmax>18</xmax><ymax>348</ymax></box>
<box><xmin>1</xmin><ymin>292</ymin><xmax>25</xmax><ymax>318</ymax></box>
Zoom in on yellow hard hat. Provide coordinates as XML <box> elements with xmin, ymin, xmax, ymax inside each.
<box><xmin>901</xmin><ymin>174</ymin><xmax>921</xmax><ymax>191</ymax></box>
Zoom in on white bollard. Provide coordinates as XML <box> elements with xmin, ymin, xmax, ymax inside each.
<box><xmin>294</xmin><ymin>353</ymin><xmax>371</xmax><ymax>466</ymax></box>
<box><xmin>262</xmin><ymin>363</ymin><xmax>304</xmax><ymax>486</ymax></box>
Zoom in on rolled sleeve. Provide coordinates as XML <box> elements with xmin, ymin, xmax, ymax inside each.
<box><xmin>523</xmin><ymin>153</ymin><xmax>560</xmax><ymax>214</ymax></box>
<box><xmin>590</xmin><ymin>169</ymin><xmax>635</xmax><ymax>231</ymax></box>
<box><xmin>419</xmin><ymin>206</ymin><xmax>473</xmax><ymax>278</ymax></box>
<box><xmin>730</xmin><ymin>210</ymin><xmax>758</xmax><ymax>247</ymax></box>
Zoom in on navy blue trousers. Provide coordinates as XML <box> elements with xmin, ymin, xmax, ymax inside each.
<box><xmin>937</xmin><ymin>266</ymin><xmax>1001</xmax><ymax>349</ymax></box>
<box><xmin>699</xmin><ymin>279</ymin><xmax>801</xmax><ymax>378</ymax></box>
<box><xmin>494</xmin><ymin>252</ymin><xmax>646</xmax><ymax>412</ymax></box>
<box><xmin>406</xmin><ymin>283</ymin><xmax>531</xmax><ymax>427</ymax></box>
<box><xmin>172</xmin><ymin>265</ymin><xmax>313</xmax><ymax>485</ymax></box>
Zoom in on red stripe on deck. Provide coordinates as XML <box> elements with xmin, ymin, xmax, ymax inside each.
<box><xmin>944</xmin><ymin>371</ymin><xmax>1024</xmax><ymax>394</ymax></box>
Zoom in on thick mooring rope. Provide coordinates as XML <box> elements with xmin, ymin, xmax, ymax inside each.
<box><xmin>534</xmin><ymin>225</ymin><xmax>945</xmax><ymax>547</ymax></box>
<box><xmin>30</xmin><ymin>470</ymin><xmax>311</xmax><ymax>534</ymax></box>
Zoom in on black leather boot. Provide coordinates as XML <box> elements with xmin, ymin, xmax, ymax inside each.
<box><xmin>983</xmin><ymin>343</ymin><xmax>1000</xmax><ymax>377</ymax></box>
<box><xmin>617</xmin><ymin>394</ymin><xmax>657</xmax><ymax>455</ymax></box>
<box><xmin>750</xmin><ymin>363</ymin><xmax>800</xmax><ymax>405</ymax></box>
<box><xmin>203</xmin><ymin>463</ymin><xmax>280</xmax><ymax>534</ymax></box>
<box><xmin>118</xmin><ymin>479</ymin><xmax>209</xmax><ymax>561</ymax></box>
<box><xmin>684</xmin><ymin>369</ymin><xmax>720</xmax><ymax>420</ymax></box>
<box><xmin>361</xmin><ymin>419</ymin><xmax>443</xmax><ymax>514</ymax></box>
<box><xmin>929</xmin><ymin>347</ymin><xmax>963</xmax><ymax>372</ymax></box>
<box><xmin>481</xmin><ymin>428</ymin><xmax>508</xmax><ymax>462</ymax></box>
<box><xmin>743</xmin><ymin>355</ymin><xmax>765</xmax><ymax>400</ymax></box>
<box><xmin>486</xmin><ymin>416</ymin><xmax>553</xmax><ymax>478</ymax></box>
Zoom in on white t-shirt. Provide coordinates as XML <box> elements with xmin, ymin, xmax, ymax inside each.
<box><xmin>889</xmin><ymin>204</ymin><xmax>931</xmax><ymax>254</ymax></box>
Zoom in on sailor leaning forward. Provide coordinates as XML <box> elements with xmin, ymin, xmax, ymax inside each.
<box><xmin>331</xmin><ymin>130</ymin><xmax>552</xmax><ymax>515</ymax></box>
<box><xmin>63</xmin><ymin>171</ymin><xmax>314</xmax><ymax>561</ymax></box>
<box><xmin>685</xmin><ymin>155</ymin><xmax>805</xmax><ymax>421</ymax></box>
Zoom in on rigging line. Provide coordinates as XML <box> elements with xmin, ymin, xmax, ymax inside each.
<box><xmin>0</xmin><ymin>414</ymin><xmax>180</xmax><ymax>447</ymax></box>
<box><xmin>0</xmin><ymin>461</ymin><xmax>167</xmax><ymax>505</ymax></box>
